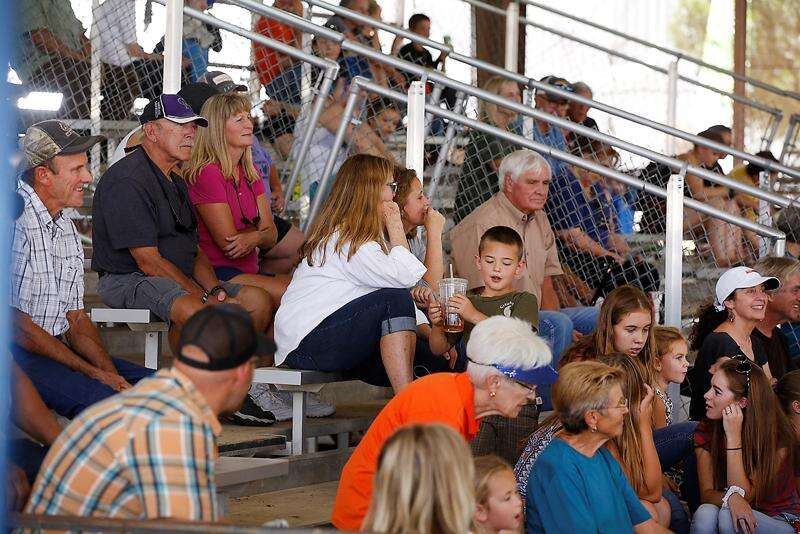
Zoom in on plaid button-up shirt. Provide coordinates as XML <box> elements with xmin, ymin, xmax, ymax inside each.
<box><xmin>11</xmin><ymin>182</ymin><xmax>83</xmax><ymax>336</ymax></box>
<box><xmin>24</xmin><ymin>368</ymin><xmax>222</xmax><ymax>522</ymax></box>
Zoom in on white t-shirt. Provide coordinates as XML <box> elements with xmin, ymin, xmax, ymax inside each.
<box><xmin>110</xmin><ymin>126</ymin><xmax>142</xmax><ymax>166</ymax></box>
<box><xmin>274</xmin><ymin>233</ymin><xmax>426</xmax><ymax>364</ymax></box>
<box><xmin>91</xmin><ymin>0</ymin><xmax>138</xmax><ymax>67</ymax></box>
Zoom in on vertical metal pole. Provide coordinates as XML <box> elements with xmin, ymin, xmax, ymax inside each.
<box><xmin>429</xmin><ymin>92</ymin><xmax>465</xmax><ymax>200</ymax></box>
<box><xmin>406</xmin><ymin>81</ymin><xmax>426</xmax><ymax>182</ymax></box>
<box><xmin>302</xmin><ymin>85</ymin><xmax>361</xmax><ymax>232</ymax></box>
<box><xmin>504</xmin><ymin>2</ymin><xmax>519</xmax><ymax>73</ymax></box>
<box><xmin>758</xmin><ymin>170</ymin><xmax>772</xmax><ymax>257</ymax></box>
<box><xmin>283</xmin><ymin>69</ymin><xmax>337</xmax><ymax>206</ymax></box>
<box><xmin>664</xmin><ymin>172</ymin><xmax>685</xmax><ymax>328</ymax></box>
<box><xmin>90</xmin><ymin>0</ymin><xmax>102</xmax><ymax>180</ymax></box>
<box><xmin>665</xmin><ymin>60</ymin><xmax>679</xmax><ymax>154</ymax></box>
<box><xmin>664</xmin><ymin>171</ymin><xmax>686</xmax><ymax>422</ymax></box>
<box><xmin>774</xmin><ymin>236</ymin><xmax>787</xmax><ymax>257</ymax></box>
<box><xmin>163</xmin><ymin>0</ymin><xmax>184</xmax><ymax>93</ymax></box>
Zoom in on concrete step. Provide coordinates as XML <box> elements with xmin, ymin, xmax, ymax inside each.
<box><xmin>226</xmin><ymin>481</ymin><xmax>338</xmax><ymax>529</ymax></box>
<box><xmin>216</xmin><ymin>457</ymin><xmax>288</xmax><ymax>491</ymax></box>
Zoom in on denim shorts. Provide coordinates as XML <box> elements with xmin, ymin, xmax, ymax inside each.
<box><xmin>98</xmin><ymin>272</ymin><xmax>241</xmax><ymax>324</ymax></box>
<box><xmin>284</xmin><ymin>288</ymin><xmax>417</xmax><ymax>386</ymax></box>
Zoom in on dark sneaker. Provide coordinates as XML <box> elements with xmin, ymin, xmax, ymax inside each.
<box><xmin>228</xmin><ymin>395</ymin><xmax>276</xmax><ymax>426</ymax></box>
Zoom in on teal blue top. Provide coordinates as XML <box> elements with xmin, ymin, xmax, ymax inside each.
<box><xmin>525</xmin><ymin>437</ymin><xmax>651</xmax><ymax>533</ymax></box>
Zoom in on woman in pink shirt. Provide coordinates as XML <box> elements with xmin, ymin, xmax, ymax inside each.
<box><xmin>185</xmin><ymin>93</ymin><xmax>289</xmax><ymax>315</ymax></box>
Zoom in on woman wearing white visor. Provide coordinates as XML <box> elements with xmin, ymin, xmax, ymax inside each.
<box><xmin>686</xmin><ymin>266</ymin><xmax>780</xmax><ymax>420</ymax></box>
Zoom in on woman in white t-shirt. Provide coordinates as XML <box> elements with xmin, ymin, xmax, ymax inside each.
<box><xmin>274</xmin><ymin>154</ymin><xmax>426</xmax><ymax>392</ymax></box>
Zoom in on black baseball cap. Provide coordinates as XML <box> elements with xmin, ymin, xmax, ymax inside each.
<box><xmin>178</xmin><ymin>82</ymin><xmax>221</xmax><ymax>115</ymax></box>
<box><xmin>202</xmin><ymin>71</ymin><xmax>248</xmax><ymax>94</ymax></box>
<box><xmin>177</xmin><ymin>304</ymin><xmax>276</xmax><ymax>371</ymax></box>
<box><xmin>21</xmin><ymin>120</ymin><xmax>105</xmax><ymax>171</ymax></box>
<box><xmin>537</xmin><ymin>75</ymin><xmax>575</xmax><ymax>104</ymax></box>
<box><xmin>139</xmin><ymin>94</ymin><xmax>209</xmax><ymax>127</ymax></box>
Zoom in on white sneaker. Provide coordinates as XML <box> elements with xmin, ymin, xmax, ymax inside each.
<box><xmin>249</xmin><ymin>384</ymin><xmax>293</xmax><ymax>421</ymax></box>
<box><xmin>273</xmin><ymin>390</ymin><xmax>336</xmax><ymax>418</ymax></box>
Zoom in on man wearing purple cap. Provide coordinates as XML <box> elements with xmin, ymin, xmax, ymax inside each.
<box><xmin>91</xmin><ymin>95</ymin><xmax>274</xmax><ymax>425</ymax></box>
<box><xmin>11</xmin><ymin>120</ymin><xmax>154</xmax><ymax>419</ymax></box>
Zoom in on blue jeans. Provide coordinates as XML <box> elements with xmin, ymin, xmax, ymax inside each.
<box><xmin>654</xmin><ymin>421</ymin><xmax>698</xmax><ymax>469</ymax></box>
<box><xmin>691</xmin><ymin>503</ymin><xmax>797</xmax><ymax>533</ymax></box>
<box><xmin>664</xmin><ymin>487</ymin><xmax>690</xmax><ymax>534</ymax></box>
<box><xmin>538</xmin><ymin>306</ymin><xmax>599</xmax><ymax>409</ymax></box>
<box><xmin>11</xmin><ymin>343</ymin><xmax>153</xmax><ymax>419</ymax></box>
<box><xmin>284</xmin><ymin>288</ymin><xmax>417</xmax><ymax>387</ymax></box>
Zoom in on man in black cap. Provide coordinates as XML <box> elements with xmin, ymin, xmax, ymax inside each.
<box><xmin>24</xmin><ymin>304</ymin><xmax>271</xmax><ymax>522</ymax></box>
<box><xmin>90</xmin><ymin>95</ymin><xmax>275</xmax><ymax>425</ymax></box>
<box><xmin>11</xmin><ymin>120</ymin><xmax>154</xmax><ymax>419</ymax></box>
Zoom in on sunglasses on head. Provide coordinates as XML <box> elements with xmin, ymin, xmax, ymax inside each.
<box><xmin>730</xmin><ymin>354</ymin><xmax>753</xmax><ymax>398</ymax></box>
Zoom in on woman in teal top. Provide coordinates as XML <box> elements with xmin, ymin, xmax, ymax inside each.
<box><xmin>525</xmin><ymin>361</ymin><xmax>669</xmax><ymax>534</ymax></box>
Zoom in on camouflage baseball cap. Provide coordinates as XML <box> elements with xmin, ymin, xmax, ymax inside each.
<box><xmin>21</xmin><ymin>120</ymin><xmax>105</xmax><ymax>171</ymax></box>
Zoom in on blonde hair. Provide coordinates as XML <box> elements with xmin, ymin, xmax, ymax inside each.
<box><xmin>753</xmin><ymin>256</ymin><xmax>800</xmax><ymax>287</ymax></box>
<box><xmin>650</xmin><ymin>326</ymin><xmax>686</xmax><ymax>379</ymax></box>
<box><xmin>597</xmin><ymin>353</ymin><xmax>651</xmax><ymax>495</ymax></box>
<box><xmin>302</xmin><ymin>154</ymin><xmax>395</xmax><ymax>266</ymax></box>
<box><xmin>479</xmin><ymin>75</ymin><xmax>519</xmax><ymax>125</ymax></box>
<box><xmin>363</xmin><ymin>424</ymin><xmax>475</xmax><ymax>534</ymax></box>
<box><xmin>473</xmin><ymin>455</ymin><xmax>513</xmax><ymax>506</ymax></box>
<box><xmin>552</xmin><ymin>361</ymin><xmax>624</xmax><ymax>433</ymax></box>
<box><xmin>185</xmin><ymin>93</ymin><xmax>260</xmax><ymax>186</ymax></box>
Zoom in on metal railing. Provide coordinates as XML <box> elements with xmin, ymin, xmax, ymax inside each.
<box><xmin>518</xmin><ymin>0</ymin><xmax>800</xmax><ymax>103</ymax></box>
<box><xmin>299</xmin><ymin>0</ymin><xmax>800</xmax><ymax>182</ymax></box>
<box><xmin>151</xmin><ymin>0</ymin><xmax>340</xmax><ymax>206</ymax></box>
<box><xmin>226</xmin><ymin>0</ymin><xmax>800</xmax><ymax>213</ymax></box>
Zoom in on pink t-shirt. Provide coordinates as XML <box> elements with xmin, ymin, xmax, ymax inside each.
<box><xmin>188</xmin><ymin>163</ymin><xmax>266</xmax><ymax>274</ymax></box>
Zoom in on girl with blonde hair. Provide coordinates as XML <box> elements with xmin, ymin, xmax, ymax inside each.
<box><xmin>274</xmin><ymin>154</ymin><xmax>426</xmax><ymax>393</ymax></box>
<box><xmin>473</xmin><ymin>455</ymin><xmax>523</xmax><ymax>534</ymax></box>
<box><xmin>185</xmin><ymin>93</ymin><xmax>287</xmax><ymax>309</ymax></box>
<box><xmin>362</xmin><ymin>424</ymin><xmax>475</xmax><ymax>534</ymax></box>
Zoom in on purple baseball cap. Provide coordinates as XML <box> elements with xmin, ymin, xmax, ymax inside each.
<box><xmin>139</xmin><ymin>94</ymin><xmax>209</xmax><ymax>127</ymax></box>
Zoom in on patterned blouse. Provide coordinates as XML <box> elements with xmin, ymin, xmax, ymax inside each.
<box><xmin>655</xmin><ymin>387</ymin><xmax>673</xmax><ymax>425</ymax></box>
<box><xmin>514</xmin><ymin>420</ymin><xmax>562</xmax><ymax>498</ymax></box>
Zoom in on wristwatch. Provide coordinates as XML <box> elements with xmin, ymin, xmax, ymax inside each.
<box><xmin>722</xmin><ymin>485</ymin><xmax>746</xmax><ymax>509</ymax></box>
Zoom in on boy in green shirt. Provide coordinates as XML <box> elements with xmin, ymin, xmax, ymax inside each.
<box><xmin>430</xmin><ymin>226</ymin><xmax>548</xmax><ymax>464</ymax></box>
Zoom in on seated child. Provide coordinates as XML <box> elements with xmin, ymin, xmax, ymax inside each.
<box><xmin>473</xmin><ymin>455</ymin><xmax>524</xmax><ymax>534</ymax></box>
<box><xmin>430</xmin><ymin>226</ymin><xmax>543</xmax><ymax>464</ymax></box>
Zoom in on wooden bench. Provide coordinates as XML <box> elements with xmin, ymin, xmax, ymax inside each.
<box><xmin>90</xmin><ymin>308</ymin><xmax>167</xmax><ymax>370</ymax></box>
<box><xmin>252</xmin><ymin>367</ymin><xmax>349</xmax><ymax>456</ymax></box>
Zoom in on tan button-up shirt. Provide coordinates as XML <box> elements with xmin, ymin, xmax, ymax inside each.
<box><xmin>449</xmin><ymin>192</ymin><xmax>563</xmax><ymax>303</ymax></box>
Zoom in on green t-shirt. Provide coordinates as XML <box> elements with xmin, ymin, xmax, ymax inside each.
<box><xmin>461</xmin><ymin>290</ymin><xmax>539</xmax><ymax>345</ymax></box>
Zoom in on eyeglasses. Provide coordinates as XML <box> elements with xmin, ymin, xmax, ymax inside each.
<box><xmin>510</xmin><ymin>378</ymin><xmax>536</xmax><ymax>393</ymax></box>
<box><xmin>600</xmin><ymin>397</ymin><xmax>629</xmax><ymax>412</ymax></box>
<box><xmin>232</xmin><ymin>178</ymin><xmax>261</xmax><ymax>228</ymax></box>
<box><xmin>386</xmin><ymin>181</ymin><xmax>398</xmax><ymax>196</ymax></box>
<box><xmin>730</xmin><ymin>354</ymin><xmax>753</xmax><ymax>397</ymax></box>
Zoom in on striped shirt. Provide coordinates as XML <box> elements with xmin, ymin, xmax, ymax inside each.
<box><xmin>11</xmin><ymin>182</ymin><xmax>83</xmax><ymax>336</ymax></box>
<box><xmin>24</xmin><ymin>368</ymin><xmax>222</xmax><ymax>522</ymax></box>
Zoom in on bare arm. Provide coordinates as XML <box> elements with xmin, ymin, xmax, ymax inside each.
<box><xmin>557</xmin><ymin>228</ymin><xmax>623</xmax><ymax>262</ymax></box>
<box><xmin>686</xmin><ymin>173</ymin><xmax>729</xmax><ymax>202</ymax></box>
<box><xmin>421</xmin><ymin>211</ymin><xmax>445</xmax><ymax>288</ymax></box>
<box><xmin>540</xmin><ymin>276</ymin><xmax>560</xmax><ymax>311</ymax></box>
<box><xmin>638</xmin><ymin>394</ymin><xmax>664</xmax><ymax>503</ymax></box>
<box><xmin>29</xmin><ymin>28</ymin><xmax>87</xmax><ymax>60</ymax></box>
<box><xmin>633</xmin><ymin>519</ymin><xmax>672</xmax><ymax>534</ymax></box>
<box><xmin>696</xmin><ymin>447</ymin><xmax>725</xmax><ymax>506</ymax></box>
<box><xmin>193</xmin><ymin>248</ymin><xmax>222</xmax><ymax>293</ymax></box>
<box><xmin>13</xmin><ymin>310</ymin><xmax>100</xmax><ymax>377</ymax></box>
<box><xmin>12</xmin><ymin>363</ymin><xmax>62</xmax><ymax>445</ymax></box>
<box><xmin>130</xmin><ymin>246</ymin><xmax>204</xmax><ymax>296</ymax></box>
<box><xmin>65</xmin><ymin>310</ymin><xmax>117</xmax><ymax>373</ymax></box>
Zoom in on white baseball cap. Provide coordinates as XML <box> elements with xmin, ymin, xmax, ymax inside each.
<box><xmin>714</xmin><ymin>266</ymin><xmax>780</xmax><ymax>311</ymax></box>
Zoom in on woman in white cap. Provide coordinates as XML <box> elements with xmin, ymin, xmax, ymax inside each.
<box><xmin>686</xmin><ymin>266</ymin><xmax>780</xmax><ymax>420</ymax></box>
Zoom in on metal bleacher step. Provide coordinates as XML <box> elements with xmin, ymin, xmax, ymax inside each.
<box><xmin>226</xmin><ymin>481</ymin><xmax>338</xmax><ymax>529</ymax></box>
<box><xmin>216</xmin><ymin>456</ymin><xmax>288</xmax><ymax>491</ymax></box>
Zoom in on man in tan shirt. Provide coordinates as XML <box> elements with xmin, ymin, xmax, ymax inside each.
<box><xmin>449</xmin><ymin>150</ymin><xmax>599</xmax><ymax>395</ymax></box>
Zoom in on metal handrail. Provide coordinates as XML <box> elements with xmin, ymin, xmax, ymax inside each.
<box><xmin>313</xmin><ymin>75</ymin><xmax>786</xmax><ymax>248</ymax></box>
<box><xmin>460</xmin><ymin>0</ymin><xmax>783</xmax><ymax>117</ymax></box>
<box><xmin>518</xmin><ymin>0</ymin><xmax>800</xmax><ymax>103</ymax></box>
<box><xmin>228</xmin><ymin>0</ymin><xmax>799</xmax><ymax>211</ymax></box>
<box><xmin>150</xmin><ymin>0</ymin><xmax>340</xmax><ymax>206</ymax></box>
<box><xmin>297</xmin><ymin>0</ymin><xmax>800</xmax><ymax>182</ymax></box>
<box><xmin>9</xmin><ymin>513</ymin><xmax>327</xmax><ymax>533</ymax></box>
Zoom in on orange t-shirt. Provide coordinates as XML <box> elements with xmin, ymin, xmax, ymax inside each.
<box><xmin>331</xmin><ymin>373</ymin><xmax>480</xmax><ymax>531</ymax></box>
<box><xmin>253</xmin><ymin>17</ymin><xmax>295</xmax><ymax>86</ymax></box>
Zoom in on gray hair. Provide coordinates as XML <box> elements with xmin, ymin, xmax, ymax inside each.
<box><xmin>571</xmin><ymin>81</ymin><xmax>592</xmax><ymax>96</ymax></box>
<box><xmin>465</xmin><ymin>316</ymin><xmax>552</xmax><ymax>384</ymax></box>
<box><xmin>497</xmin><ymin>149</ymin><xmax>551</xmax><ymax>191</ymax></box>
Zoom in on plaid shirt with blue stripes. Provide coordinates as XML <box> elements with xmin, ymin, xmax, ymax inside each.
<box><xmin>11</xmin><ymin>182</ymin><xmax>83</xmax><ymax>336</ymax></box>
<box><xmin>24</xmin><ymin>368</ymin><xmax>222</xmax><ymax>521</ymax></box>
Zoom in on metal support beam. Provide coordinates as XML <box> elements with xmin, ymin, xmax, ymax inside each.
<box><xmin>163</xmin><ymin>0</ymin><xmax>184</xmax><ymax>93</ymax></box>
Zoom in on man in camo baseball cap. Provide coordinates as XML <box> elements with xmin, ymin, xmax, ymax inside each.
<box><xmin>21</xmin><ymin>120</ymin><xmax>105</xmax><ymax>172</ymax></box>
